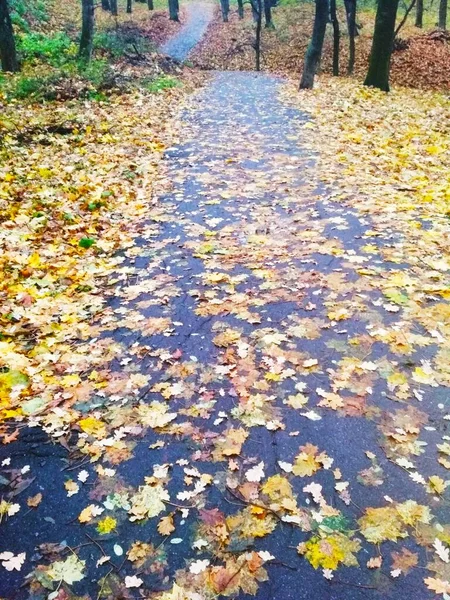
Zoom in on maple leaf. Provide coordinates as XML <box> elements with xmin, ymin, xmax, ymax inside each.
<box><xmin>129</xmin><ymin>484</ymin><xmax>169</xmax><ymax>521</ymax></box>
<box><xmin>47</xmin><ymin>554</ymin><xmax>85</xmax><ymax>584</ymax></box>
<box><xmin>391</xmin><ymin>548</ymin><xmax>418</xmax><ymax>574</ymax></box>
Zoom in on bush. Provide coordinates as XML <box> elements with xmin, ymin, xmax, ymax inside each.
<box><xmin>94</xmin><ymin>29</ymin><xmax>153</xmax><ymax>59</ymax></box>
<box><xmin>18</xmin><ymin>33</ymin><xmax>77</xmax><ymax>66</ymax></box>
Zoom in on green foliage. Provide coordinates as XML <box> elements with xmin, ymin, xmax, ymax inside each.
<box><xmin>142</xmin><ymin>75</ymin><xmax>181</xmax><ymax>93</ymax></box>
<box><xmin>18</xmin><ymin>33</ymin><xmax>77</xmax><ymax>66</ymax></box>
<box><xmin>10</xmin><ymin>0</ymin><xmax>48</xmax><ymax>32</ymax></box>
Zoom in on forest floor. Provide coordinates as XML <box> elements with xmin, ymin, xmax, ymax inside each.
<box><xmin>1</xmin><ymin>2</ymin><xmax>450</xmax><ymax>600</ymax></box>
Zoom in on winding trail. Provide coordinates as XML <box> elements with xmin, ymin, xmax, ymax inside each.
<box><xmin>161</xmin><ymin>1</ymin><xmax>215</xmax><ymax>62</ymax></box>
<box><xmin>1</xmin><ymin>6</ymin><xmax>448</xmax><ymax>600</ymax></box>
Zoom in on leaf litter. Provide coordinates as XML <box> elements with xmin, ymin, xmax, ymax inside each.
<box><xmin>1</xmin><ymin>63</ymin><xmax>450</xmax><ymax>600</ymax></box>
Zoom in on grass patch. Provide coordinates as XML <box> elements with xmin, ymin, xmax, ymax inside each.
<box><xmin>141</xmin><ymin>74</ymin><xmax>181</xmax><ymax>92</ymax></box>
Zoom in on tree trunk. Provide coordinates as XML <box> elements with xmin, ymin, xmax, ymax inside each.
<box><xmin>79</xmin><ymin>0</ymin><xmax>95</xmax><ymax>61</ymax></box>
<box><xmin>345</xmin><ymin>0</ymin><xmax>357</xmax><ymax>74</ymax></box>
<box><xmin>0</xmin><ymin>0</ymin><xmax>18</xmax><ymax>72</ymax></box>
<box><xmin>127</xmin><ymin>0</ymin><xmax>132</xmax><ymax>13</ymax></box>
<box><xmin>110</xmin><ymin>0</ymin><xmax>118</xmax><ymax>16</ymax></box>
<box><xmin>264</xmin><ymin>0</ymin><xmax>273</xmax><ymax>27</ymax></box>
<box><xmin>168</xmin><ymin>0</ymin><xmax>179</xmax><ymax>21</ymax></box>
<box><xmin>101</xmin><ymin>0</ymin><xmax>110</xmax><ymax>10</ymax></box>
<box><xmin>237</xmin><ymin>0</ymin><xmax>244</xmax><ymax>18</ymax></box>
<box><xmin>330</xmin><ymin>0</ymin><xmax>340</xmax><ymax>75</ymax></box>
<box><xmin>148</xmin><ymin>0</ymin><xmax>154</xmax><ymax>9</ymax></box>
<box><xmin>439</xmin><ymin>0</ymin><xmax>448</xmax><ymax>29</ymax></box>
<box><xmin>299</xmin><ymin>0</ymin><xmax>329</xmax><ymax>89</ymax></box>
<box><xmin>364</xmin><ymin>0</ymin><xmax>399</xmax><ymax>91</ymax></box>
<box><xmin>220</xmin><ymin>0</ymin><xmax>230</xmax><ymax>22</ymax></box>
<box><xmin>415</xmin><ymin>0</ymin><xmax>423</xmax><ymax>26</ymax></box>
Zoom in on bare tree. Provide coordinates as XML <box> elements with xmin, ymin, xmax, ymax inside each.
<box><xmin>264</xmin><ymin>0</ymin><xmax>273</xmax><ymax>27</ymax></box>
<box><xmin>439</xmin><ymin>0</ymin><xmax>448</xmax><ymax>29</ymax></box>
<box><xmin>127</xmin><ymin>0</ymin><xmax>132</xmax><ymax>13</ymax></box>
<box><xmin>299</xmin><ymin>0</ymin><xmax>329</xmax><ymax>89</ymax></box>
<box><xmin>168</xmin><ymin>0</ymin><xmax>179</xmax><ymax>21</ymax></box>
<box><xmin>0</xmin><ymin>0</ymin><xmax>18</xmax><ymax>72</ymax></box>
<box><xmin>415</xmin><ymin>0</ymin><xmax>423</xmax><ymax>26</ymax></box>
<box><xmin>330</xmin><ymin>0</ymin><xmax>340</xmax><ymax>75</ymax></box>
<box><xmin>364</xmin><ymin>0</ymin><xmax>400</xmax><ymax>91</ymax></box>
<box><xmin>237</xmin><ymin>0</ymin><xmax>244</xmax><ymax>19</ymax></box>
<box><xmin>344</xmin><ymin>0</ymin><xmax>357</xmax><ymax>74</ymax></box>
<box><xmin>79</xmin><ymin>0</ymin><xmax>95</xmax><ymax>61</ymax></box>
<box><xmin>220</xmin><ymin>0</ymin><xmax>230</xmax><ymax>22</ymax></box>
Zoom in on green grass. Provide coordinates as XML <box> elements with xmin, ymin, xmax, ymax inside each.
<box><xmin>141</xmin><ymin>74</ymin><xmax>182</xmax><ymax>93</ymax></box>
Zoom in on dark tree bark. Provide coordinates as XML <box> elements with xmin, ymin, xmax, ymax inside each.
<box><xmin>0</xmin><ymin>0</ymin><xmax>19</xmax><ymax>72</ymax></box>
<box><xmin>148</xmin><ymin>0</ymin><xmax>154</xmax><ymax>9</ymax></box>
<box><xmin>220</xmin><ymin>0</ymin><xmax>230</xmax><ymax>22</ymax></box>
<box><xmin>110</xmin><ymin>0</ymin><xmax>118</xmax><ymax>16</ymax></box>
<box><xmin>344</xmin><ymin>0</ymin><xmax>357</xmax><ymax>74</ymax></box>
<box><xmin>415</xmin><ymin>0</ymin><xmax>423</xmax><ymax>27</ymax></box>
<box><xmin>237</xmin><ymin>0</ymin><xmax>244</xmax><ymax>19</ymax></box>
<box><xmin>255</xmin><ymin>0</ymin><xmax>262</xmax><ymax>69</ymax></box>
<box><xmin>364</xmin><ymin>0</ymin><xmax>399</xmax><ymax>91</ymax></box>
<box><xmin>439</xmin><ymin>0</ymin><xmax>448</xmax><ymax>29</ymax></box>
<box><xmin>168</xmin><ymin>0</ymin><xmax>179</xmax><ymax>21</ymax></box>
<box><xmin>79</xmin><ymin>0</ymin><xmax>95</xmax><ymax>61</ymax></box>
<box><xmin>101</xmin><ymin>0</ymin><xmax>110</xmax><ymax>10</ymax></box>
<box><xmin>264</xmin><ymin>0</ymin><xmax>273</xmax><ymax>27</ymax></box>
<box><xmin>330</xmin><ymin>0</ymin><xmax>340</xmax><ymax>75</ymax></box>
<box><xmin>127</xmin><ymin>0</ymin><xmax>132</xmax><ymax>13</ymax></box>
<box><xmin>299</xmin><ymin>0</ymin><xmax>329</xmax><ymax>89</ymax></box>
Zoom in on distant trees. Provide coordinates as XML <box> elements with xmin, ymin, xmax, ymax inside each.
<box><xmin>0</xmin><ymin>0</ymin><xmax>18</xmax><ymax>72</ymax></box>
<box><xmin>364</xmin><ymin>0</ymin><xmax>400</xmax><ymax>91</ymax></box>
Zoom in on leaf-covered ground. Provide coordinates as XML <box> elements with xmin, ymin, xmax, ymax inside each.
<box><xmin>191</xmin><ymin>3</ymin><xmax>450</xmax><ymax>90</ymax></box>
<box><xmin>2</xmin><ymin>8</ymin><xmax>450</xmax><ymax>600</ymax></box>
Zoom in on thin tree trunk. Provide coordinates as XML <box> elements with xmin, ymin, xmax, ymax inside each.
<box><xmin>364</xmin><ymin>0</ymin><xmax>399</xmax><ymax>92</ymax></box>
<box><xmin>330</xmin><ymin>0</ymin><xmax>340</xmax><ymax>75</ymax></box>
<box><xmin>255</xmin><ymin>0</ymin><xmax>262</xmax><ymax>70</ymax></box>
<box><xmin>237</xmin><ymin>0</ymin><xmax>244</xmax><ymax>18</ymax></box>
<box><xmin>168</xmin><ymin>0</ymin><xmax>179</xmax><ymax>21</ymax></box>
<box><xmin>439</xmin><ymin>0</ymin><xmax>448</xmax><ymax>29</ymax></box>
<box><xmin>0</xmin><ymin>0</ymin><xmax>18</xmax><ymax>72</ymax></box>
<box><xmin>220</xmin><ymin>0</ymin><xmax>230</xmax><ymax>22</ymax></box>
<box><xmin>264</xmin><ymin>0</ymin><xmax>273</xmax><ymax>27</ymax></box>
<box><xmin>79</xmin><ymin>0</ymin><xmax>95</xmax><ymax>61</ymax></box>
<box><xmin>110</xmin><ymin>0</ymin><xmax>118</xmax><ymax>16</ymax></box>
<box><xmin>101</xmin><ymin>0</ymin><xmax>110</xmax><ymax>10</ymax></box>
<box><xmin>395</xmin><ymin>0</ymin><xmax>416</xmax><ymax>38</ymax></box>
<box><xmin>415</xmin><ymin>0</ymin><xmax>423</xmax><ymax>26</ymax></box>
<box><xmin>344</xmin><ymin>0</ymin><xmax>357</xmax><ymax>74</ymax></box>
<box><xmin>299</xmin><ymin>0</ymin><xmax>329</xmax><ymax>89</ymax></box>
<box><xmin>148</xmin><ymin>0</ymin><xmax>154</xmax><ymax>9</ymax></box>
<box><xmin>127</xmin><ymin>0</ymin><xmax>132</xmax><ymax>13</ymax></box>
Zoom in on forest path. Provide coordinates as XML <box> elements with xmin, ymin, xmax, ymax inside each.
<box><xmin>1</xmin><ymin>13</ymin><xmax>447</xmax><ymax>600</ymax></box>
<box><xmin>161</xmin><ymin>1</ymin><xmax>215</xmax><ymax>61</ymax></box>
<box><xmin>1</xmin><ymin>71</ymin><xmax>443</xmax><ymax>600</ymax></box>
